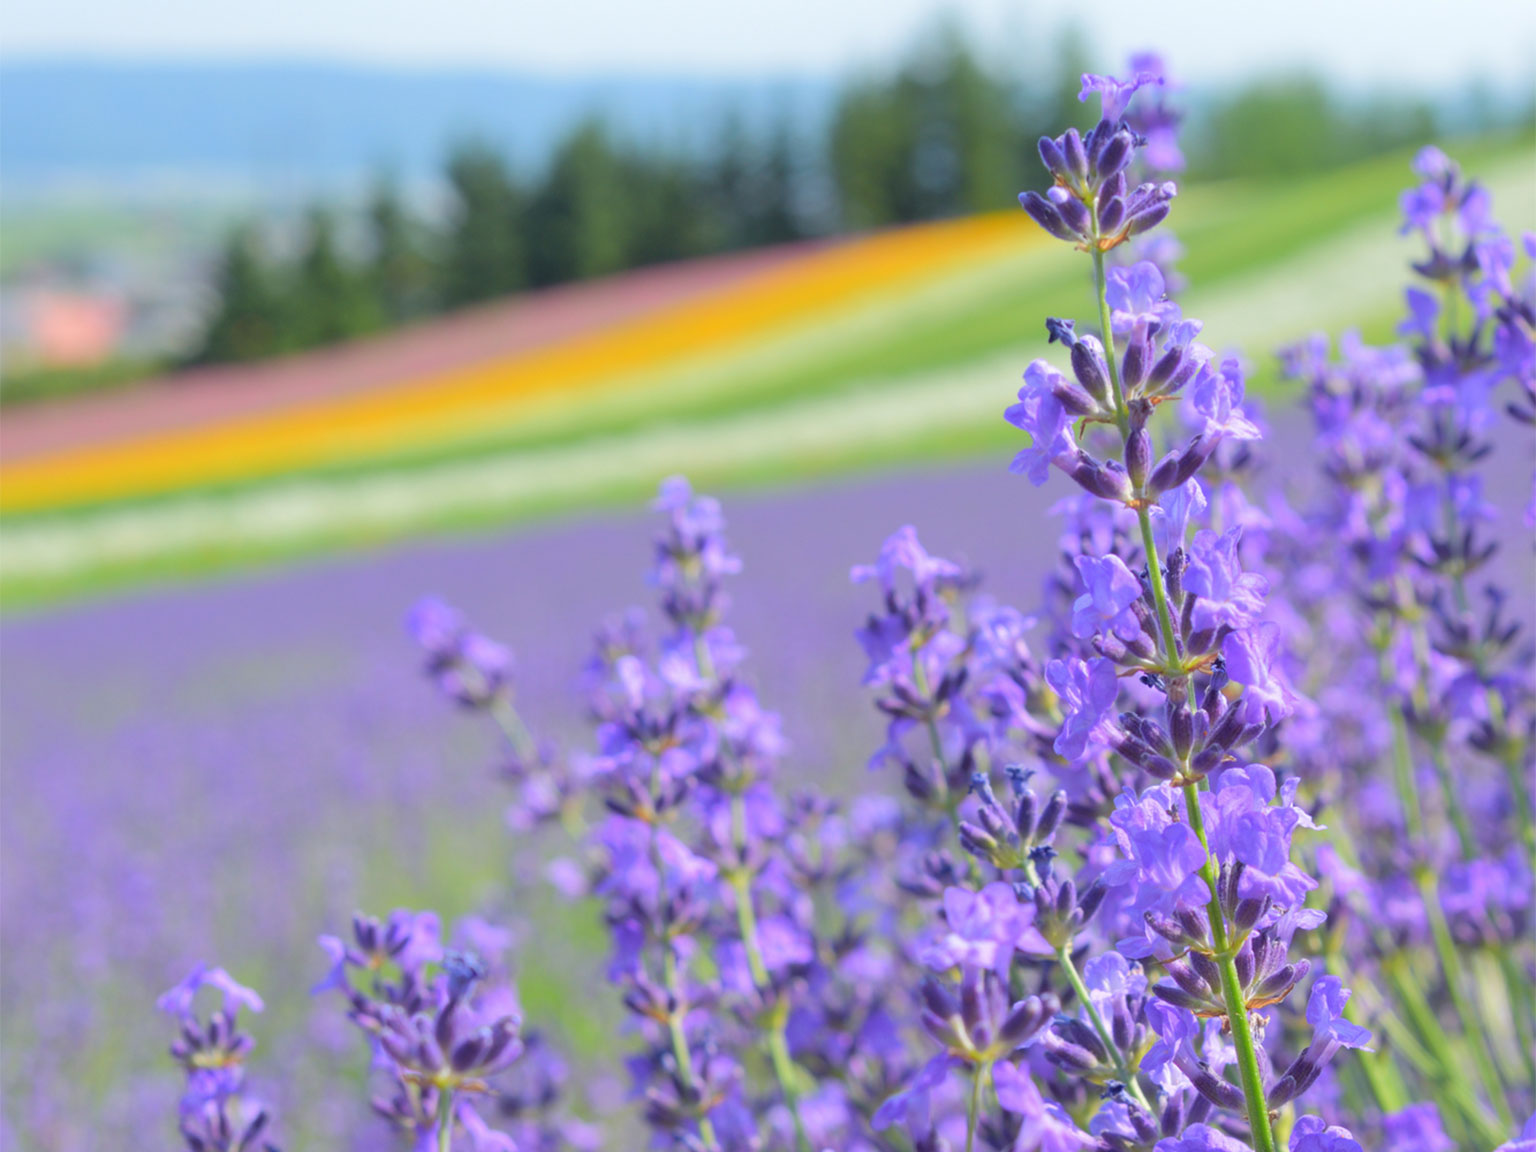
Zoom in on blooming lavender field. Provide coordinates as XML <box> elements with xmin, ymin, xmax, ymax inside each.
<box><xmin>0</xmin><ymin>462</ymin><xmax>1070</xmax><ymax>1146</ymax></box>
<box><xmin>4</xmin><ymin>57</ymin><xmax>1536</xmax><ymax>1152</ymax></box>
<box><xmin>4</xmin><ymin>424</ymin><xmax>1532</xmax><ymax>1146</ymax></box>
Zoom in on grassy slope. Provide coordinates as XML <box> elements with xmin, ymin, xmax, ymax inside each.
<box><xmin>2</xmin><ymin>139</ymin><xmax>1530</xmax><ymax>610</ymax></box>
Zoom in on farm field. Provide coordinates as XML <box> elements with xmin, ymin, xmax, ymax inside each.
<box><xmin>5</xmin><ymin>417</ymin><xmax>1534</xmax><ymax>1145</ymax></box>
<box><xmin>0</xmin><ymin>462</ymin><xmax>1067</xmax><ymax>1144</ymax></box>
<box><xmin>2</xmin><ymin>139</ymin><xmax>1530</xmax><ymax>608</ymax></box>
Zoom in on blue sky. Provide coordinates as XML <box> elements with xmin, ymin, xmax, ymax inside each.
<box><xmin>3</xmin><ymin>0</ymin><xmax>1535</xmax><ymax>90</ymax></box>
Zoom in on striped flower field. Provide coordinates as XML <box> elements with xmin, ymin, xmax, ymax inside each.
<box><xmin>0</xmin><ymin>140</ymin><xmax>1530</xmax><ymax>606</ymax></box>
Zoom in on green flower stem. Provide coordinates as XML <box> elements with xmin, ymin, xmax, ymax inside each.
<box><xmin>1376</xmin><ymin>704</ymin><xmax>1512</xmax><ymax>1144</ymax></box>
<box><xmin>1401</xmin><ymin>605</ymin><xmax>1535</xmax><ymax>1095</ymax></box>
<box><xmin>1135</xmin><ymin>505</ymin><xmax>1181</xmax><ymax>662</ymax></box>
<box><xmin>1357</xmin><ymin>1039</ymin><xmax>1409</xmax><ymax>1116</ymax></box>
<box><xmin>693</xmin><ymin>631</ymin><xmax>716</xmax><ymax>682</ymax></box>
<box><xmin>910</xmin><ymin>649</ymin><xmax>952</xmax><ymax>780</ymax></box>
<box><xmin>1382</xmin><ymin>685</ymin><xmax>1428</xmax><ymax>842</ymax></box>
<box><xmin>1424</xmin><ymin>738</ymin><xmax>1475</xmax><ymax>855</ymax></box>
<box><xmin>436</xmin><ymin>1088</ymin><xmax>455</xmax><ymax>1152</ymax></box>
<box><xmin>1090</xmin><ymin>243</ymin><xmax>1182</xmax><ymax>656</ymax></box>
<box><xmin>1415</xmin><ymin>868</ymin><xmax>1516</xmax><ymax>1127</ymax></box>
<box><xmin>1182</xmin><ymin>783</ymin><xmax>1278</xmax><ymax>1152</ymax></box>
<box><xmin>1321</xmin><ymin>824</ymin><xmax>1499</xmax><ymax>1141</ymax></box>
<box><xmin>1492</xmin><ymin>944</ymin><xmax>1536</xmax><ymax>1088</ymax></box>
<box><xmin>1423</xmin><ymin>724</ymin><xmax>1533</xmax><ymax>1091</ymax></box>
<box><xmin>451</xmin><ymin>659</ymin><xmax>532</xmax><ymax>762</ymax></box>
<box><xmin>965</xmin><ymin>1060</ymin><xmax>991</xmax><ymax>1152</ymax></box>
<box><xmin>1401</xmin><ymin>615</ymin><xmax>1478</xmax><ymax>858</ymax></box>
<box><xmin>647</xmin><ymin>795</ymin><xmax>721</xmax><ymax>1152</ymax></box>
<box><xmin>1090</xmin><ymin>246</ymin><xmax>1130</xmax><ymax>433</ymax></box>
<box><xmin>1485</xmin><ymin>687</ymin><xmax>1536</xmax><ymax>858</ymax></box>
<box><xmin>730</xmin><ymin>795</ymin><xmax>812</xmax><ymax>1152</ymax></box>
<box><xmin>1089</xmin><ymin>230</ymin><xmax>1277</xmax><ymax>1152</ymax></box>
<box><xmin>1322</xmin><ymin>904</ymin><xmax>1408</xmax><ymax>1120</ymax></box>
<box><xmin>697</xmin><ymin>626</ymin><xmax>790</xmax><ymax>1147</ymax></box>
<box><xmin>488</xmin><ymin>698</ymin><xmax>538</xmax><ymax>763</ymax></box>
<box><xmin>1054</xmin><ymin>944</ymin><xmax>1153</xmax><ymax>1112</ymax></box>
<box><xmin>1383</xmin><ymin>954</ymin><xmax>1505</xmax><ymax>1148</ymax></box>
<box><xmin>663</xmin><ymin>946</ymin><xmax>721</xmax><ymax>1151</ymax></box>
<box><xmin>1380</xmin><ymin>671</ymin><xmax>1514</xmax><ymax>1123</ymax></box>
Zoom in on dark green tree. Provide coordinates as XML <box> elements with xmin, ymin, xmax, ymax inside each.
<box><xmin>706</xmin><ymin>113</ymin><xmax>804</xmax><ymax>249</ymax></box>
<box><xmin>748</xmin><ymin>119</ymin><xmax>804</xmax><ymax>244</ymax></box>
<box><xmin>442</xmin><ymin>143</ymin><xmax>525</xmax><ymax>306</ymax></box>
<box><xmin>289</xmin><ymin>206</ymin><xmax>384</xmax><ymax>349</ymax></box>
<box><xmin>367</xmin><ymin>174</ymin><xmax>435</xmax><ymax>322</ymax></box>
<box><xmin>899</xmin><ymin>29</ymin><xmax>1024</xmax><ymax>216</ymax></box>
<box><xmin>829</xmin><ymin>27</ymin><xmax>1024</xmax><ymax>227</ymax></box>
<box><xmin>829</xmin><ymin>78</ymin><xmax>917</xmax><ymax>228</ymax></box>
<box><xmin>1047</xmin><ymin>24</ymin><xmax>1095</xmax><ymax>135</ymax></box>
<box><xmin>1192</xmin><ymin>74</ymin><xmax>1341</xmax><ymax>179</ymax></box>
<box><xmin>939</xmin><ymin>36</ymin><xmax>1026</xmax><ymax>212</ymax></box>
<box><xmin>524</xmin><ymin>120</ymin><xmax>631</xmax><ymax>286</ymax></box>
<box><xmin>191</xmin><ymin>225</ymin><xmax>286</xmax><ymax>364</ymax></box>
<box><xmin>707</xmin><ymin>113</ymin><xmax>756</xmax><ymax>250</ymax></box>
<box><xmin>625</xmin><ymin>156</ymin><xmax>716</xmax><ymax>268</ymax></box>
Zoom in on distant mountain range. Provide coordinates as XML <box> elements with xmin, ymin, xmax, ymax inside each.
<box><xmin>0</xmin><ymin>60</ymin><xmax>836</xmax><ymax>197</ymax></box>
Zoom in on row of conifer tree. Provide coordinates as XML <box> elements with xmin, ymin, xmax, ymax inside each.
<box><xmin>193</xmin><ymin>29</ymin><xmax>1459</xmax><ymax>365</ymax></box>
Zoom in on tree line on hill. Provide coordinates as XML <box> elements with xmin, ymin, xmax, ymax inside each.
<box><xmin>191</xmin><ymin>29</ymin><xmax>1507</xmax><ymax>366</ymax></box>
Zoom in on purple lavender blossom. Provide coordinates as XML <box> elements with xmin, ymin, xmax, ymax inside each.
<box><xmin>18</xmin><ymin>46</ymin><xmax>1534</xmax><ymax>1152</ymax></box>
<box><xmin>1106</xmin><ymin>262</ymin><xmax>1180</xmax><ymax>339</ymax></box>
<box><xmin>1288</xmin><ymin>1116</ymin><xmax>1364</xmax><ymax>1152</ymax></box>
<box><xmin>1154</xmin><ymin>1125</ymin><xmax>1256</xmax><ymax>1152</ymax></box>
<box><xmin>1222</xmin><ymin>623</ymin><xmax>1303</xmax><ymax>723</ymax></box>
<box><xmin>1071</xmin><ymin>554</ymin><xmax>1146</xmax><ymax>642</ymax></box>
<box><xmin>919</xmin><ymin>883</ymin><xmax>1050</xmax><ymax>974</ymax></box>
<box><xmin>993</xmin><ymin>1060</ymin><xmax>1095</xmax><ymax>1151</ymax></box>
<box><xmin>1047</xmin><ymin>657</ymin><xmax>1122</xmax><ymax>762</ymax></box>
<box><xmin>1382</xmin><ymin>1103</ymin><xmax>1457</xmax><ymax>1152</ymax></box>
<box><xmin>1190</xmin><ymin>359</ymin><xmax>1262</xmax><ymax>442</ymax></box>
<box><xmin>1304</xmin><ymin>976</ymin><xmax>1372</xmax><ymax>1053</ymax></box>
<box><xmin>1182</xmin><ymin>529</ymin><xmax>1268</xmax><ymax>634</ymax></box>
<box><xmin>1007</xmin><ymin>363</ymin><xmax>1081</xmax><ymax>486</ymax></box>
<box><xmin>159</xmin><ymin>966</ymin><xmax>277</xmax><ymax>1152</ymax></box>
<box><xmin>1080</xmin><ymin>69</ymin><xmax>1163</xmax><ymax>124</ymax></box>
<box><xmin>1122</xmin><ymin>52</ymin><xmax>1185</xmax><ymax>174</ymax></box>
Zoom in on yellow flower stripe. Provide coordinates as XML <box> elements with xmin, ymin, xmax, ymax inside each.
<box><xmin>1</xmin><ymin>212</ymin><xmax>1041</xmax><ymax>515</ymax></box>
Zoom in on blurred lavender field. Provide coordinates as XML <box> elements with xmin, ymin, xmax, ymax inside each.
<box><xmin>2</xmin><ymin>421</ymin><xmax>1532</xmax><ymax>1146</ymax></box>
<box><xmin>0</xmin><ymin>459</ymin><xmax>1065</xmax><ymax>1146</ymax></box>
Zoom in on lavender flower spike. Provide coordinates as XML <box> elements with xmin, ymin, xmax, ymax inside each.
<box><xmin>159</xmin><ymin>965</ymin><xmax>278</xmax><ymax>1152</ymax></box>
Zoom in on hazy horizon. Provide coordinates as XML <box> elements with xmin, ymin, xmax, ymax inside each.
<box><xmin>3</xmin><ymin>0</ymin><xmax>1535</xmax><ymax>90</ymax></box>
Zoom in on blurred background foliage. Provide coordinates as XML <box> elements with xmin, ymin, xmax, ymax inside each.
<box><xmin>181</xmin><ymin>29</ymin><xmax>1527</xmax><ymax>368</ymax></box>
<box><xmin>3</xmin><ymin>22</ymin><xmax>1527</xmax><ymax>400</ymax></box>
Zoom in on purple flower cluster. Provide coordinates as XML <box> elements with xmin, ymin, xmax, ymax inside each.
<box><xmin>142</xmin><ymin>52</ymin><xmax>1534</xmax><ymax>1152</ymax></box>
<box><xmin>1273</xmin><ymin>143</ymin><xmax>1535</xmax><ymax>1148</ymax></box>
<box><xmin>308</xmin><ymin>907</ymin><xmax>595</xmax><ymax>1150</ymax></box>
<box><xmin>831</xmin><ymin>61</ymin><xmax>1367</xmax><ymax>1152</ymax></box>
<box><xmin>157</xmin><ymin>966</ymin><xmax>278</xmax><ymax>1152</ymax></box>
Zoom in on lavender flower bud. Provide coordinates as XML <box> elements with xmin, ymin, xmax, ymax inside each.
<box><xmin>1071</xmin><ymin>336</ymin><xmax>1113</xmax><ymax>403</ymax></box>
<box><xmin>1062</xmin><ymin>129</ymin><xmax>1089</xmax><ymax>184</ymax></box>
<box><xmin>1020</xmin><ymin>191</ymin><xmax>1077</xmax><ymax>243</ymax></box>
<box><xmin>1125</xmin><ymin>427</ymin><xmax>1153</xmax><ymax>489</ymax></box>
<box><xmin>1050</xmin><ymin>187</ymin><xmax>1093</xmax><ymax>238</ymax></box>
<box><xmin>1096</xmin><ymin>130</ymin><xmax>1135</xmax><ymax>183</ymax></box>
<box><xmin>1099</xmin><ymin>194</ymin><xmax>1127</xmax><ymax>237</ymax></box>
<box><xmin>1038</xmin><ymin>135</ymin><xmax>1068</xmax><ymax>179</ymax></box>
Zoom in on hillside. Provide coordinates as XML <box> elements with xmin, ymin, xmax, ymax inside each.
<box><xmin>0</xmin><ymin>140</ymin><xmax>1530</xmax><ymax>607</ymax></box>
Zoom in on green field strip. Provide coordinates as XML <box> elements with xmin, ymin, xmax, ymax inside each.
<box><xmin>1</xmin><ymin>143</ymin><xmax>1530</xmax><ymax>607</ymax></box>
